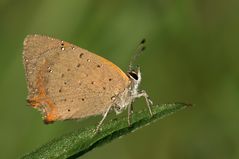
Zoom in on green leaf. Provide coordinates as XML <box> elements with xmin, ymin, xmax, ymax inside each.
<box><xmin>21</xmin><ymin>103</ymin><xmax>191</xmax><ymax>159</ymax></box>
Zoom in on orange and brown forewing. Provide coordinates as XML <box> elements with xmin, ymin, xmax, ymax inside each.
<box><xmin>23</xmin><ymin>35</ymin><xmax>130</xmax><ymax>123</ymax></box>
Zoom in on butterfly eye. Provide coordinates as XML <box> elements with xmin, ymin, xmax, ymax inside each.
<box><xmin>128</xmin><ymin>71</ymin><xmax>138</xmax><ymax>80</ymax></box>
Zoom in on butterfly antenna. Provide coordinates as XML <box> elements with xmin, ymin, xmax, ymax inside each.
<box><xmin>129</xmin><ymin>38</ymin><xmax>146</xmax><ymax>71</ymax></box>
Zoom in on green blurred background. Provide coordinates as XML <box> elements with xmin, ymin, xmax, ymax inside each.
<box><xmin>1</xmin><ymin>0</ymin><xmax>239</xmax><ymax>158</ymax></box>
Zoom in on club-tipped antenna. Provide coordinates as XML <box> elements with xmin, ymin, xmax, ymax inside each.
<box><xmin>129</xmin><ymin>38</ymin><xmax>146</xmax><ymax>71</ymax></box>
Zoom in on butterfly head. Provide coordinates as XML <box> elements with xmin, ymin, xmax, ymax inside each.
<box><xmin>127</xmin><ymin>66</ymin><xmax>141</xmax><ymax>92</ymax></box>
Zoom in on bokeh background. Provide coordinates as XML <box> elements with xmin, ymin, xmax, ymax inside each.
<box><xmin>1</xmin><ymin>0</ymin><xmax>239</xmax><ymax>158</ymax></box>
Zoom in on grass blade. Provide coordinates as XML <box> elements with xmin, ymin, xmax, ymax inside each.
<box><xmin>21</xmin><ymin>103</ymin><xmax>191</xmax><ymax>159</ymax></box>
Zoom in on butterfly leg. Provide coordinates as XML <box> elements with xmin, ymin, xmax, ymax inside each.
<box><xmin>95</xmin><ymin>105</ymin><xmax>112</xmax><ymax>133</ymax></box>
<box><xmin>128</xmin><ymin>103</ymin><xmax>134</xmax><ymax>126</ymax></box>
<box><xmin>137</xmin><ymin>90</ymin><xmax>153</xmax><ymax>116</ymax></box>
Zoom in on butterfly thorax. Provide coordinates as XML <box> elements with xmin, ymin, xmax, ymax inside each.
<box><xmin>113</xmin><ymin>68</ymin><xmax>142</xmax><ymax>114</ymax></box>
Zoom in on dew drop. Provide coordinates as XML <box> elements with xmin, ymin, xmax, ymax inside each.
<box><xmin>79</xmin><ymin>53</ymin><xmax>84</xmax><ymax>58</ymax></box>
<box><xmin>47</xmin><ymin>67</ymin><xmax>52</xmax><ymax>73</ymax></box>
